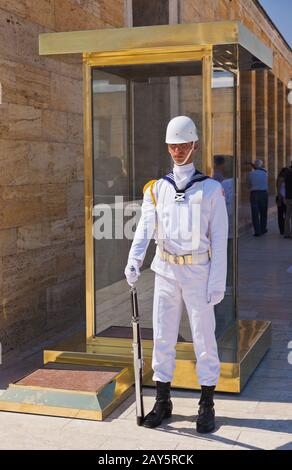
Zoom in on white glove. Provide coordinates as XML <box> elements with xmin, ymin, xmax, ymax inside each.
<box><xmin>124</xmin><ymin>259</ymin><xmax>141</xmax><ymax>286</ymax></box>
<box><xmin>207</xmin><ymin>290</ymin><xmax>225</xmax><ymax>306</ymax></box>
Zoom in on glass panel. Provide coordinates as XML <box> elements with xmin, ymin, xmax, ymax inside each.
<box><xmin>211</xmin><ymin>68</ymin><xmax>236</xmax><ymax>337</ymax></box>
<box><xmin>92</xmin><ymin>70</ymin><xmax>131</xmax><ymax>336</ymax></box>
<box><xmin>212</xmin><ymin>45</ymin><xmax>239</xmax><ymax>364</ymax></box>
<box><xmin>92</xmin><ymin>62</ymin><xmax>204</xmax><ymax>341</ymax></box>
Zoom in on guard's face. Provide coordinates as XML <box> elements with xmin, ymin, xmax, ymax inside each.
<box><xmin>168</xmin><ymin>141</ymin><xmax>198</xmax><ymax>165</ymax></box>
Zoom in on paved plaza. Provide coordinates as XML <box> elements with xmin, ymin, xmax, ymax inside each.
<box><xmin>0</xmin><ymin>218</ymin><xmax>291</xmax><ymax>450</ymax></box>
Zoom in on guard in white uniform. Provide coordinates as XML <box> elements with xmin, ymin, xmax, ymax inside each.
<box><xmin>125</xmin><ymin>116</ymin><xmax>228</xmax><ymax>433</ymax></box>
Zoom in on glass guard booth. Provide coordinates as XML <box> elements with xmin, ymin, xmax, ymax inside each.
<box><xmin>39</xmin><ymin>21</ymin><xmax>273</xmax><ymax>393</ymax></box>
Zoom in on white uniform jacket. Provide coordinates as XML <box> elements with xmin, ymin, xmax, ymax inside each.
<box><xmin>128</xmin><ymin>172</ymin><xmax>229</xmax><ymax>294</ymax></box>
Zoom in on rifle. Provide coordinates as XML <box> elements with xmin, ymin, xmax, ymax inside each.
<box><xmin>130</xmin><ymin>285</ymin><xmax>145</xmax><ymax>426</ymax></box>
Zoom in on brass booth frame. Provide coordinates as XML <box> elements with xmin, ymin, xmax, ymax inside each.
<box><xmin>84</xmin><ymin>47</ymin><xmax>213</xmax><ymax>342</ymax></box>
<box><xmin>0</xmin><ymin>21</ymin><xmax>272</xmax><ymax>420</ymax></box>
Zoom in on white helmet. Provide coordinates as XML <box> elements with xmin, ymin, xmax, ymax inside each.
<box><xmin>165</xmin><ymin>115</ymin><xmax>198</xmax><ymax>144</ymax></box>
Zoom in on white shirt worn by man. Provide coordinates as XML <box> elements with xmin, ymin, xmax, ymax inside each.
<box><xmin>128</xmin><ymin>162</ymin><xmax>228</xmax><ymax>297</ymax></box>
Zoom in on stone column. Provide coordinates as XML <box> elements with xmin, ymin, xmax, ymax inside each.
<box><xmin>240</xmin><ymin>70</ymin><xmax>256</xmax><ymax>203</ymax></box>
<box><xmin>287</xmin><ymin>96</ymin><xmax>292</xmax><ymax>166</ymax></box>
<box><xmin>268</xmin><ymin>72</ymin><xmax>278</xmax><ymax>194</ymax></box>
<box><xmin>256</xmin><ymin>70</ymin><xmax>268</xmax><ymax>170</ymax></box>
<box><xmin>132</xmin><ymin>0</ymin><xmax>169</xmax><ymax>26</ymax></box>
<box><xmin>278</xmin><ymin>79</ymin><xmax>286</xmax><ymax>171</ymax></box>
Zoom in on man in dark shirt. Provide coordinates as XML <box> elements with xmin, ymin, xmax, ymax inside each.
<box><xmin>284</xmin><ymin>163</ymin><xmax>292</xmax><ymax>238</ymax></box>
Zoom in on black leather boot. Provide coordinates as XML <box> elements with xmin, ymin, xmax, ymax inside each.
<box><xmin>143</xmin><ymin>381</ymin><xmax>172</xmax><ymax>428</ymax></box>
<box><xmin>196</xmin><ymin>385</ymin><xmax>216</xmax><ymax>433</ymax></box>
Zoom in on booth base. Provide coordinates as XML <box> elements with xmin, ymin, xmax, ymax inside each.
<box><xmin>0</xmin><ymin>319</ymin><xmax>271</xmax><ymax>420</ymax></box>
<box><xmin>0</xmin><ymin>360</ymin><xmax>137</xmax><ymax>421</ymax></box>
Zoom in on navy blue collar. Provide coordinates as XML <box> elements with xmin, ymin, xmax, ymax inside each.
<box><xmin>162</xmin><ymin>169</ymin><xmax>209</xmax><ymax>193</ymax></box>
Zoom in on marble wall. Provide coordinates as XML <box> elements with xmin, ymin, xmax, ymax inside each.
<box><xmin>0</xmin><ymin>0</ymin><xmax>125</xmax><ymax>354</ymax></box>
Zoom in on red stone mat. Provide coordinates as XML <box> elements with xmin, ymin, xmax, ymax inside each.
<box><xmin>16</xmin><ymin>363</ymin><xmax>123</xmax><ymax>393</ymax></box>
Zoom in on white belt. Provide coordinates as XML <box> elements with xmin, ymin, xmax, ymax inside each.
<box><xmin>159</xmin><ymin>248</ymin><xmax>210</xmax><ymax>265</ymax></box>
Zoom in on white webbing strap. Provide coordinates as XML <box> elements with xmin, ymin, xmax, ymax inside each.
<box><xmin>155</xmin><ymin>179</ymin><xmax>205</xmax><ymax>262</ymax></box>
<box><xmin>191</xmin><ymin>181</ymin><xmax>204</xmax><ymax>262</ymax></box>
<box><xmin>156</xmin><ymin>182</ymin><xmax>168</xmax><ymax>253</ymax></box>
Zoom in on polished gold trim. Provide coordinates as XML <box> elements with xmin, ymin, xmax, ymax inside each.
<box><xmin>39</xmin><ymin>21</ymin><xmax>272</xmax><ymax>69</ymax></box>
<box><xmin>39</xmin><ymin>20</ymin><xmax>272</xmax><ymax>68</ymax></box>
<box><xmin>234</xmin><ymin>61</ymin><xmax>240</xmax><ymax>321</ymax></box>
<box><xmin>88</xmin><ymin>44</ymin><xmax>210</xmax><ymax>59</ymax></box>
<box><xmin>202</xmin><ymin>50</ymin><xmax>213</xmax><ymax>176</ymax></box>
<box><xmin>87</xmin><ymin>47</ymin><xmax>208</xmax><ymax>67</ymax></box>
<box><xmin>143</xmin><ymin>360</ymin><xmax>241</xmax><ymax>392</ymax></box>
<box><xmin>9</xmin><ymin>383</ymin><xmax>101</xmax><ymax>396</ymax></box>
<box><xmin>0</xmin><ymin>401</ymin><xmax>103</xmax><ymax>421</ymax></box>
<box><xmin>240</xmin><ymin>323</ymin><xmax>271</xmax><ymax>390</ymax></box>
<box><xmin>43</xmin><ymin>350</ymin><xmax>133</xmax><ymax>366</ymax></box>
<box><xmin>83</xmin><ymin>60</ymin><xmax>95</xmax><ymax>342</ymax></box>
<box><xmin>39</xmin><ymin>21</ymin><xmax>238</xmax><ymax>55</ymax></box>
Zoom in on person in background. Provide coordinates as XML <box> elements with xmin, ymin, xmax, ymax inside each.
<box><xmin>94</xmin><ymin>157</ymin><xmax>110</xmax><ymax>203</ymax></box>
<box><xmin>106</xmin><ymin>156</ymin><xmax>128</xmax><ymax>197</ymax></box>
<box><xmin>276</xmin><ymin>167</ymin><xmax>289</xmax><ymax>236</ymax></box>
<box><xmin>213</xmin><ymin>155</ymin><xmax>226</xmax><ymax>183</ymax></box>
<box><xmin>247</xmin><ymin>159</ymin><xmax>268</xmax><ymax>237</ymax></box>
<box><xmin>283</xmin><ymin>162</ymin><xmax>292</xmax><ymax>239</ymax></box>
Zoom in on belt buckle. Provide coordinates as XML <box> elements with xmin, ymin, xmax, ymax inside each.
<box><xmin>162</xmin><ymin>251</ymin><xmax>185</xmax><ymax>265</ymax></box>
<box><xmin>168</xmin><ymin>253</ymin><xmax>175</xmax><ymax>264</ymax></box>
<box><xmin>177</xmin><ymin>255</ymin><xmax>185</xmax><ymax>265</ymax></box>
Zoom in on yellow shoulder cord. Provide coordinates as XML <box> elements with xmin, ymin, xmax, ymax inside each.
<box><xmin>143</xmin><ymin>179</ymin><xmax>158</xmax><ymax>247</ymax></box>
<box><xmin>143</xmin><ymin>179</ymin><xmax>157</xmax><ymax>207</ymax></box>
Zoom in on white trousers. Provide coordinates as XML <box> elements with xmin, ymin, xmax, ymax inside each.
<box><xmin>151</xmin><ymin>263</ymin><xmax>220</xmax><ymax>386</ymax></box>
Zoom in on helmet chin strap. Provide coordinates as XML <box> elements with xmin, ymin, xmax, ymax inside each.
<box><xmin>170</xmin><ymin>142</ymin><xmax>195</xmax><ymax>166</ymax></box>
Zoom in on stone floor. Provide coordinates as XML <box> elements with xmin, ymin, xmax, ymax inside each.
<box><xmin>0</xmin><ymin>216</ymin><xmax>291</xmax><ymax>450</ymax></box>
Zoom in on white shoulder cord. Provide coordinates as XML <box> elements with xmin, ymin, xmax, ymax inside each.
<box><xmin>190</xmin><ymin>181</ymin><xmax>204</xmax><ymax>264</ymax></box>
